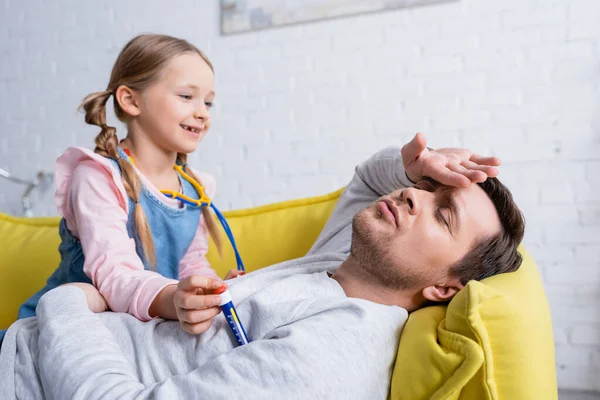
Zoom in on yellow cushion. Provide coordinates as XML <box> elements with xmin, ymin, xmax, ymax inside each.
<box><xmin>0</xmin><ymin>189</ymin><xmax>557</xmax><ymax>400</ymax></box>
<box><xmin>390</xmin><ymin>247</ymin><xmax>558</xmax><ymax>400</ymax></box>
<box><xmin>205</xmin><ymin>188</ymin><xmax>343</xmax><ymax>277</ymax></box>
<box><xmin>0</xmin><ymin>213</ymin><xmax>63</xmax><ymax>330</ymax></box>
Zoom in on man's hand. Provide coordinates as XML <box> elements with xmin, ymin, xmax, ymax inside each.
<box><xmin>401</xmin><ymin>132</ymin><xmax>501</xmax><ymax>187</ymax></box>
<box><xmin>62</xmin><ymin>282</ymin><xmax>109</xmax><ymax>313</ymax></box>
<box><xmin>174</xmin><ymin>276</ymin><xmax>225</xmax><ymax>335</ymax></box>
<box><xmin>224</xmin><ymin>269</ymin><xmax>246</xmax><ymax>280</ymax></box>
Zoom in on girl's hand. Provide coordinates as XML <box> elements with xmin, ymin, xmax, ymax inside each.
<box><xmin>174</xmin><ymin>275</ymin><xmax>225</xmax><ymax>335</ymax></box>
<box><xmin>62</xmin><ymin>282</ymin><xmax>109</xmax><ymax>313</ymax></box>
<box><xmin>224</xmin><ymin>269</ymin><xmax>246</xmax><ymax>280</ymax></box>
<box><xmin>401</xmin><ymin>133</ymin><xmax>501</xmax><ymax>188</ymax></box>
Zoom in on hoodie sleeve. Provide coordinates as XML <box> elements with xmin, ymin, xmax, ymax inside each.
<box><xmin>307</xmin><ymin>146</ymin><xmax>414</xmax><ymax>255</ymax></box>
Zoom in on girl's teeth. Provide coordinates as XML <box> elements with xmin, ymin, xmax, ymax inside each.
<box><xmin>183</xmin><ymin>126</ymin><xmax>199</xmax><ymax>133</ymax></box>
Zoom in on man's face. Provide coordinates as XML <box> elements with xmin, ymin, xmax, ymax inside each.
<box><xmin>350</xmin><ymin>179</ymin><xmax>502</xmax><ymax>290</ymax></box>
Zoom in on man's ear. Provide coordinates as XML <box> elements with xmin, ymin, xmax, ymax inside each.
<box><xmin>115</xmin><ymin>85</ymin><xmax>141</xmax><ymax>117</ymax></box>
<box><xmin>422</xmin><ymin>280</ymin><xmax>464</xmax><ymax>303</ymax></box>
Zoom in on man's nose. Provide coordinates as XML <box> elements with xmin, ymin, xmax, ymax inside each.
<box><xmin>399</xmin><ymin>187</ymin><xmax>425</xmax><ymax>216</ymax></box>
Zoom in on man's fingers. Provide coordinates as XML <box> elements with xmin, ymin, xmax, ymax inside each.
<box><xmin>424</xmin><ymin>164</ymin><xmax>471</xmax><ymax>188</ymax></box>
<box><xmin>178</xmin><ymin>275</ymin><xmax>225</xmax><ymax>292</ymax></box>
<box><xmin>461</xmin><ymin>160</ymin><xmax>500</xmax><ymax>178</ymax></box>
<box><xmin>448</xmin><ymin>164</ymin><xmax>487</xmax><ymax>183</ymax></box>
<box><xmin>400</xmin><ymin>133</ymin><xmax>427</xmax><ymax>163</ymax></box>
<box><xmin>469</xmin><ymin>154</ymin><xmax>501</xmax><ymax>166</ymax></box>
<box><xmin>181</xmin><ymin>318</ymin><xmax>215</xmax><ymax>335</ymax></box>
<box><xmin>179</xmin><ymin>306</ymin><xmax>221</xmax><ymax>324</ymax></box>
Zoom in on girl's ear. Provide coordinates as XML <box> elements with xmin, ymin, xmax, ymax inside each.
<box><xmin>115</xmin><ymin>85</ymin><xmax>141</xmax><ymax>117</ymax></box>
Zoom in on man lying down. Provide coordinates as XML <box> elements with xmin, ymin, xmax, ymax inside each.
<box><xmin>0</xmin><ymin>134</ymin><xmax>525</xmax><ymax>400</ymax></box>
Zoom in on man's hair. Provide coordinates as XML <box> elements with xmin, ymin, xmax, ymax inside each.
<box><xmin>449</xmin><ymin>177</ymin><xmax>525</xmax><ymax>285</ymax></box>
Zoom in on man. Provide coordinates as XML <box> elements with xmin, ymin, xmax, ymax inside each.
<box><xmin>0</xmin><ymin>134</ymin><xmax>524</xmax><ymax>400</ymax></box>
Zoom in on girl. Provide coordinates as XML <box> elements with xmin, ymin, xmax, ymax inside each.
<box><xmin>10</xmin><ymin>34</ymin><xmax>243</xmax><ymax>337</ymax></box>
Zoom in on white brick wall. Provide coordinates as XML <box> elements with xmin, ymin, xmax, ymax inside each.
<box><xmin>1</xmin><ymin>0</ymin><xmax>599</xmax><ymax>391</ymax></box>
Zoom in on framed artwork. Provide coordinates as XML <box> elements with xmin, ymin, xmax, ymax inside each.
<box><xmin>220</xmin><ymin>0</ymin><xmax>454</xmax><ymax>34</ymax></box>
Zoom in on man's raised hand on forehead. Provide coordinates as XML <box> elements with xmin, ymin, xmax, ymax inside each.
<box><xmin>401</xmin><ymin>133</ymin><xmax>502</xmax><ymax>188</ymax></box>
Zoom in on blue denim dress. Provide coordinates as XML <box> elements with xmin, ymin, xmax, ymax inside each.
<box><xmin>0</xmin><ymin>148</ymin><xmax>203</xmax><ymax>342</ymax></box>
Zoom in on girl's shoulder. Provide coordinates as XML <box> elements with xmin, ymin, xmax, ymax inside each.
<box><xmin>55</xmin><ymin>147</ymin><xmax>129</xmax><ymax>215</ymax></box>
<box><xmin>185</xmin><ymin>166</ymin><xmax>217</xmax><ymax>198</ymax></box>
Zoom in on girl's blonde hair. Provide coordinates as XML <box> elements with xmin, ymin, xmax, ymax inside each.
<box><xmin>80</xmin><ymin>34</ymin><xmax>222</xmax><ymax>267</ymax></box>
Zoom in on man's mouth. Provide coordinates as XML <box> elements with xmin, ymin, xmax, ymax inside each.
<box><xmin>378</xmin><ymin>200</ymin><xmax>398</xmax><ymax>227</ymax></box>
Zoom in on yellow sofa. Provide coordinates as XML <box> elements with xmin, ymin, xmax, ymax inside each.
<box><xmin>0</xmin><ymin>189</ymin><xmax>557</xmax><ymax>400</ymax></box>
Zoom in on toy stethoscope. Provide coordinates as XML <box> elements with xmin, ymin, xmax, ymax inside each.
<box><xmin>163</xmin><ymin>163</ymin><xmax>246</xmax><ymax>275</ymax></box>
<box><xmin>122</xmin><ymin>148</ymin><xmax>250</xmax><ymax>346</ymax></box>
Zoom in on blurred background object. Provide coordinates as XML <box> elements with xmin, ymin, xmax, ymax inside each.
<box><xmin>0</xmin><ymin>167</ymin><xmax>54</xmax><ymax>217</ymax></box>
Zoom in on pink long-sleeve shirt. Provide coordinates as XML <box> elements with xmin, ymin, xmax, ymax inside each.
<box><xmin>54</xmin><ymin>147</ymin><xmax>220</xmax><ymax>321</ymax></box>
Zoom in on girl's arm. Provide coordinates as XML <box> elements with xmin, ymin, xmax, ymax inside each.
<box><xmin>178</xmin><ymin>219</ymin><xmax>220</xmax><ymax>281</ymax></box>
<box><xmin>68</xmin><ymin>159</ymin><xmax>178</xmax><ymax>321</ymax></box>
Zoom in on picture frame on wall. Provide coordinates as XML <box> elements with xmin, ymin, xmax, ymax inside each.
<box><xmin>220</xmin><ymin>0</ymin><xmax>455</xmax><ymax>35</ymax></box>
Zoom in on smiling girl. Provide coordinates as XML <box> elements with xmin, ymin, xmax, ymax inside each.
<box><xmin>6</xmin><ymin>34</ymin><xmax>241</xmax><ymax>341</ymax></box>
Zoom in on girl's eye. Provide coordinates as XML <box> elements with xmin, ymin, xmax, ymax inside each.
<box><xmin>179</xmin><ymin>94</ymin><xmax>192</xmax><ymax>100</ymax></box>
<box><xmin>205</xmin><ymin>102</ymin><xmax>213</xmax><ymax>108</ymax></box>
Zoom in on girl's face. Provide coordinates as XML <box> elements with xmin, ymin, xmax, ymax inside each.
<box><xmin>135</xmin><ymin>52</ymin><xmax>215</xmax><ymax>155</ymax></box>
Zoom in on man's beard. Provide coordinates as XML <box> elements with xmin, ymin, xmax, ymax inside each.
<box><xmin>349</xmin><ymin>208</ymin><xmax>426</xmax><ymax>291</ymax></box>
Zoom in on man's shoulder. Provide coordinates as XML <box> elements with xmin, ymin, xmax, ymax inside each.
<box><xmin>256</xmin><ymin>252</ymin><xmax>347</xmax><ymax>277</ymax></box>
<box><xmin>303</xmin><ymin>295</ymin><xmax>407</xmax><ymax>319</ymax></box>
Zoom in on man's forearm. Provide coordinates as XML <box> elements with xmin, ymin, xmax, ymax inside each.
<box><xmin>308</xmin><ymin>147</ymin><xmax>414</xmax><ymax>255</ymax></box>
<box><xmin>355</xmin><ymin>146</ymin><xmax>414</xmax><ymax>196</ymax></box>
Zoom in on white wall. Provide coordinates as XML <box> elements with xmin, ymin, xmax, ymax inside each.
<box><xmin>1</xmin><ymin>0</ymin><xmax>599</xmax><ymax>391</ymax></box>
